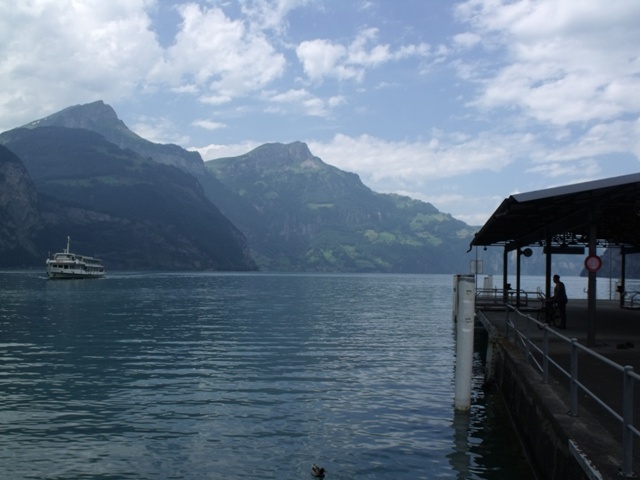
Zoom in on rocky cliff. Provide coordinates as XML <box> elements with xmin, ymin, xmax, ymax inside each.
<box><xmin>0</xmin><ymin>145</ymin><xmax>41</xmax><ymax>264</ymax></box>
<box><xmin>0</xmin><ymin>128</ymin><xmax>256</xmax><ymax>271</ymax></box>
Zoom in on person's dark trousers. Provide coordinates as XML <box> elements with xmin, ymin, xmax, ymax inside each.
<box><xmin>558</xmin><ymin>302</ymin><xmax>567</xmax><ymax>328</ymax></box>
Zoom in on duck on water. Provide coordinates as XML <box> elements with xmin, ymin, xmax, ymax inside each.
<box><xmin>46</xmin><ymin>236</ymin><xmax>105</xmax><ymax>279</ymax></box>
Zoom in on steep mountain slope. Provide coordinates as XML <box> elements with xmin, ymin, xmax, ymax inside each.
<box><xmin>207</xmin><ymin>142</ymin><xmax>476</xmax><ymax>272</ymax></box>
<box><xmin>0</xmin><ymin>127</ymin><xmax>256</xmax><ymax>271</ymax></box>
<box><xmin>21</xmin><ymin>100</ymin><xmax>251</xmax><ymax>231</ymax></box>
<box><xmin>23</xmin><ymin>100</ymin><xmax>206</xmax><ymax>177</ymax></box>
<box><xmin>0</xmin><ymin>145</ymin><xmax>42</xmax><ymax>265</ymax></box>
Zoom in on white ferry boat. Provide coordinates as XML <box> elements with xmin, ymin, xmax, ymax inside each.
<box><xmin>46</xmin><ymin>236</ymin><xmax>105</xmax><ymax>279</ymax></box>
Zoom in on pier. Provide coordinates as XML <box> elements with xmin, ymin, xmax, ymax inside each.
<box><xmin>476</xmin><ymin>298</ymin><xmax>640</xmax><ymax>479</ymax></box>
<box><xmin>465</xmin><ymin>173</ymin><xmax>640</xmax><ymax>479</ymax></box>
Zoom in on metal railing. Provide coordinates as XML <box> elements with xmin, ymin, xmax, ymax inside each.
<box><xmin>623</xmin><ymin>291</ymin><xmax>640</xmax><ymax>309</ymax></box>
<box><xmin>476</xmin><ymin>288</ymin><xmax>530</xmax><ymax>307</ymax></box>
<box><xmin>479</xmin><ymin>303</ymin><xmax>639</xmax><ymax>478</ymax></box>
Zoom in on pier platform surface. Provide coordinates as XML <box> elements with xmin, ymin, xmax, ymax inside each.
<box><xmin>478</xmin><ymin>299</ymin><xmax>640</xmax><ymax>479</ymax></box>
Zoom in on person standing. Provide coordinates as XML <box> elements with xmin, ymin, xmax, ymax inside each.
<box><xmin>550</xmin><ymin>274</ymin><xmax>568</xmax><ymax>329</ymax></box>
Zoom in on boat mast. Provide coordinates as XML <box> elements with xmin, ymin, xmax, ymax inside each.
<box><xmin>65</xmin><ymin>236</ymin><xmax>70</xmax><ymax>254</ymax></box>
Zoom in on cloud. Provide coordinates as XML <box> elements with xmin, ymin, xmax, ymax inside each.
<box><xmin>192</xmin><ymin>120</ymin><xmax>227</xmax><ymax>131</ymax></box>
<box><xmin>199</xmin><ymin>94</ymin><xmax>233</xmax><ymax>106</ymax></box>
<box><xmin>452</xmin><ymin>32</ymin><xmax>482</xmax><ymax>49</ymax></box>
<box><xmin>296</xmin><ymin>27</ymin><xmax>430</xmax><ymax>82</ymax></box>
<box><xmin>455</xmin><ymin>0</ymin><xmax>640</xmax><ymax>127</ymax></box>
<box><xmin>308</xmin><ymin>131</ymin><xmax>520</xmax><ymax>186</ymax></box>
<box><xmin>296</xmin><ymin>39</ymin><xmax>356</xmax><ymax>81</ymax></box>
<box><xmin>0</xmin><ymin>0</ymin><xmax>161</xmax><ymax>130</ymax></box>
<box><xmin>130</xmin><ymin>115</ymin><xmax>190</xmax><ymax>146</ymax></box>
<box><xmin>531</xmin><ymin>119</ymin><xmax>640</xmax><ymax>165</ymax></box>
<box><xmin>263</xmin><ymin>88</ymin><xmax>345</xmax><ymax>117</ymax></box>
<box><xmin>239</xmin><ymin>0</ymin><xmax>313</xmax><ymax>33</ymax></box>
<box><xmin>150</xmin><ymin>4</ymin><xmax>286</xmax><ymax>98</ymax></box>
<box><xmin>0</xmin><ymin>0</ymin><xmax>295</xmax><ymax>133</ymax></box>
<box><xmin>525</xmin><ymin>159</ymin><xmax>601</xmax><ymax>179</ymax></box>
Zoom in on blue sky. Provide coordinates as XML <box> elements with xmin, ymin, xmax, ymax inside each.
<box><xmin>1</xmin><ymin>0</ymin><xmax>639</xmax><ymax>226</ymax></box>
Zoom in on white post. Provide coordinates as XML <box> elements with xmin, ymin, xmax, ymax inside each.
<box><xmin>454</xmin><ymin>274</ymin><xmax>475</xmax><ymax>412</ymax></box>
<box><xmin>452</xmin><ymin>275</ymin><xmax>459</xmax><ymax>322</ymax></box>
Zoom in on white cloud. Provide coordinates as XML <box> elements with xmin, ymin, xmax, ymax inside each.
<box><xmin>528</xmin><ymin>119</ymin><xmax>640</xmax><ymax>167</ymax></box>
<box><xmin>0</xmin><ymin>0</ymin><xmax>295</xmax><ymax>134</ymax></box>
<box><xmin>296</xmin><ymin>28</ymin><xmax>430</xmax><ymax>83</ymax></box>
<box><xmin>452</xmin><ymin>32</ymin><xmax>482</xmax><ymax>49</ymax></box>
<box><xmin>131</xmin><ymin>115</ymin><xmax>191</xmax><ymax>146</ymax></box>
<box><xmin>307</xmin><ymin>132</ymin><xmax>525</xmax><ymax>201</ymax></box>
<box><xmin>172</xmin><ymin>84</ymin><xmax>200</xmax><ymax>94</ymax></box>
<box><xmin>0</xmin><ymin>0</ymin><xmax>161</xmax><ymax>131</ymax></box>
<box><xmin>239</xmin><ymin>0</ymin><xmax>313</xmax><ymax>33</ymax></box>
<box><xmin>296</xmin><ymin>39</ymin><xmax>354</xmax><ymax>81</ymax></box>
<box><xmin>525</xmin><ymin>159</ymin><xmax>601</xmax><ymax>178</ymax></box>
<box><xmin>192</xmin><ymin>120</ymin><xmax>227</xmax><ymax>131</ymax></box>
<box><xmin>456</xmin><ymin>0</ymin><xmax>640</xmax><ymax>127</ymax></box>
<box><xmin>149</xmin><ymin>4</ymin><xmax>286</xmax><ymax>98</ymax></box>
<box><xmin>199</xmin><ymin>94</ymin><xmax>233</xmax><ymax>106</ymax></box>
<box><xmin>263</xmin><ymin>88</ymin><xmax>344</xmax><ymax>117</ymax></box>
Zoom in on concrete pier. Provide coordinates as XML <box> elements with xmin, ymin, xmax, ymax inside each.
<box><xmin>477</xmin><ymin>299</ymin><xmax>640</xmax><ymax>480</ymax></box>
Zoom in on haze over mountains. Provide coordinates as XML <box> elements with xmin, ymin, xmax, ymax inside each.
<box><xmin>0</xmin><ymin>101</ymin><xmax>480</xmax><ymax>273</ymax></box>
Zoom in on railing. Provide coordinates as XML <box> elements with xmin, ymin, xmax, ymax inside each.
<box><xmin>476</xmin><ymin>288</ymin><xmax>531</xmax><ymax>307</ymax></box>
<box><xmin>478</xmin><ymin>303</ymin><xmax>639</xmax><ymax>478</ymax></box>
<box><xmin>623</xmin><ymin>291</ymin><xmax>640</xmax><ymax>309</ymax></box>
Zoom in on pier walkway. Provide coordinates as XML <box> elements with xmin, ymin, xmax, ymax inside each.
<box><xmin>477</xmin><ymin>299</ymin><xmax>640</xmax><ymax>479</ymax></box>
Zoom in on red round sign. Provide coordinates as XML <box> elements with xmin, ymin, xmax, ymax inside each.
<box><xmin>584</xmin><ymin>254</ymin><xmax>602</xmax><ymax>273</ymax></box>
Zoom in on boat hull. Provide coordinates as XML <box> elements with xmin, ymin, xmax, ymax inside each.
<box><xmin>47</xmin><ymin>269</ymin><xmax>105</xmax><ymax>280</ymax></box>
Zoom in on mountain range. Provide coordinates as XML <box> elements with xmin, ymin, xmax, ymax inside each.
<box><xmin>0</xmin><ymin>100</ymin><xmax>479</xmax><ymax>273</ymax></box>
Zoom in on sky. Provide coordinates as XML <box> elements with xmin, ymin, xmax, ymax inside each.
<box><xmin>1</xmin><ymin>0</ymin><xmax>639</xmax><ymax>226</ymax></box>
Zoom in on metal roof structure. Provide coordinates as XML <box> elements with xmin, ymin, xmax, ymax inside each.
<box><xmin>471</xmin><ymin>172</ymin><xmax>640</xmax><ymax>251</ymax></box>
<box><xmin>471</xmin><ymin>172</ymin><xmax>640</xmax><ymax>347</ymax></box>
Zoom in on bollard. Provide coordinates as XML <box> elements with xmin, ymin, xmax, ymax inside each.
<box><xmin>454</xmin><ymin>274</ymin><xmax>476</xmax><ymax>412</ymax></box>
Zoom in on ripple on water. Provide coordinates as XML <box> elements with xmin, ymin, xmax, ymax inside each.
<box><xmin>0</xmin><ymin>272</ymin><xmax>534</xmax><ymax>480</ymax></box>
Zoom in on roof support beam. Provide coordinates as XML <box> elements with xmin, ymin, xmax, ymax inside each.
<box><xmin>516</xmin><ymin>248</ymin><xmax>522</xmax><ymax>308</ymax></box>
<box><xmin>587</xmin><ymin>214</ymin><xmax>597</xmax><ymax>347</ymax></box>
<box><xmin>502</xmin><ymin>247</ymin><xmax>509</xmax><ymax>304</ymax></box>
<box><xmin>545</xmin><ymin>230</ymin><xmax>552</xmax><ymax>299</ymax></box>
<box><xmin>619</xmin><ymin>248</ymin><xmax>627</xmax><ymax>308</ymax></box>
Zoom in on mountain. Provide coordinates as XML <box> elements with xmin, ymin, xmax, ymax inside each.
<box><xmin>20</xmin><ymin>100</ymin><xmax>252</xmax><ymax>236</ymax></box>
<box><xmin>0</xmin><ymin>145</ymin><xmax>42</xmax><ymax>265</ymax></box>
<box><xmin>0</xmin><ymin>100</ymin><xmax>483</xmax><ymax>273</ymax></box>
<box><xmin>22</xmin><ymin>100</ymin><xmax>206</xmax><ymax>177</ymax></box>
<box><xmin>206</xmin><ymin>142</ymin><xmax>477</xmax><ymax>272</ymax></box>
<box><xmin>0</xmin><ymin>126</ymin><xmax>256</xmax><ymax>271</ymax></box>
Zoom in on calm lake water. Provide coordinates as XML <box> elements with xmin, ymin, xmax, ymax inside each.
<box><xmin>0</xmin><ymin>272</ymin><xmax>535</xmax><ymax>480</ymax></box>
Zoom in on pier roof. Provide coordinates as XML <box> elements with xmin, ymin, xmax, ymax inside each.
<box><xmin>471</xmin><ymin>172</ymin><xmax>640</xmax><ymax>250</ymax></box>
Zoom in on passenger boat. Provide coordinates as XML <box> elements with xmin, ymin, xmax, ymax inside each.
<box><xmin>46</xmin><ymin>236</ymin><xmax>105</xmax><ymax>279</ymax></box>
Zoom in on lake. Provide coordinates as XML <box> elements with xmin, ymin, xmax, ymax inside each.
<box><xmin>0</xmin><ymin>272</ymin><xmax>535</xmax><ymax>479</ymax></box>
